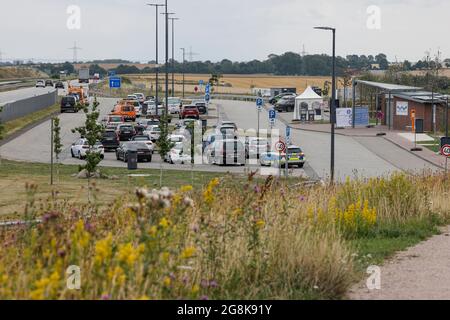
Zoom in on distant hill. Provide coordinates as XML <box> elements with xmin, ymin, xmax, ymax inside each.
<box><xmin>74</xmin><ymin>63</ymin><xmax>158</xmax><ymax>71</ymax></box>
<box><xmin>0</xmin><ymin>66</ymin><xmax>47</xmax><ymax>79</ymax></box>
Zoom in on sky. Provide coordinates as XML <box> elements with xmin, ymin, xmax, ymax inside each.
<box><xmin>0</xmin><ymin>0</ymin><xmax>449</xmax><ymax>63</ymax></box>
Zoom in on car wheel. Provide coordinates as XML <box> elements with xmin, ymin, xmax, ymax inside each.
<box><xmin>78</xmin><ymin>151</ymin><xmax>82</xmax><ymax>159</ymax></box>
<box><xmin>124</xmin><ymin>153</ymin><xmax>128</xmax><ymax>163</ymax></box>
<box><xmin>298</xmin><ymin>163</ymin><xmax>304</xmax><ymax>168</ymax></box>
<box><xmin>71</xmin><ymin>149</ymin><xmax>75</xmax><ymax>158</ymax></box>
<box><xmin>116</xmin><ymin>152</ymin><xmax>120</xmax><ymax>160</ymax></box>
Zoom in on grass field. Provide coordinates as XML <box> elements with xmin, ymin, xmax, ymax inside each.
<box><xmin>0</xmin><ymin>162</ymin><xmax>449</xmax><ymax>299</ymax></box>
<box><xmin>0</xmin><ymin>66</ymin><xmax>46</xmax><ymax>80</ymax></box>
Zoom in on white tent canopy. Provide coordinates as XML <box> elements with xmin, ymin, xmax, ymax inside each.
<box><xmin>293</xmin><ymin>86</ymin><xmax>324</xmax><ymax>121</ymax></box>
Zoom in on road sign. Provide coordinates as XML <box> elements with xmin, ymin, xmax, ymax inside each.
<box><xmin>199</xmin><ymin>80</ymin><xmax>204</xmax><ymax>86</ymax></box>
<box><xmin>411</xmin><ymin>108</ymin><xmax>416</xmax><ymax>132</ymax></box>
<box><xmin>109</xmin><ymin>77</ymin><xmax>121</xmax><ymax>89</ymax></box>
<box><xmin>256</xmin><ymin>97</ymin><xmax>264</xmax><ymax>111</ymax></box>
<box><xmin>286</xmin><ymin>126</ymin><xmax>291</xmax><ymax>144</ymax></box>
<box><xmin>269</xmin><ymin>109</ymin><xmax>276</xmax><ymax>125</ymax></box>
<box><xmin>275</xmin><ymin>141</ymin><xmax>286</xmax><ymax>153</ymax></box>
<box><xmin>441</xmin><ymin>145</ymin><xmax>450</xmax><ymax>158</ymax></box>
<box><xmin>205</xmin><ymin>83</ymin><xmax>211</xmax><ymax>94</ymax></box>
<box><xmin>108</xmin><ymin>71</ymin><xmax>116</xmax><ymax>77</ymax></box>
<box><xmin>205</xmin><ymin>93</ymin><xmax>211</xmax><ymax>103</ymax></box>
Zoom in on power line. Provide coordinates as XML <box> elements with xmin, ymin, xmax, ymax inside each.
<box><xmin>68</xmin><ymin>41</ymin><xmax>82</xmax><ymax>63</ymax></box>
<box><xmin>188</xmin><ymin>46</ymin><xmax>199</xmax><ymax>62</ymax></box>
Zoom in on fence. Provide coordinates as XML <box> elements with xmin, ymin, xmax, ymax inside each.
<box><xmin>0</xmin><ymin>90</ymin><xmax>57</xmax><ymax>122</ymax></box>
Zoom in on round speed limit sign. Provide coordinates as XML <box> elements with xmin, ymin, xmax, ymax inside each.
<box><xmin>275</xmin><ymin>141</ymin><xmax>286</xmax><ymax>153</ymax></box>
<box><xmin>441</xmin><ymin>145</ymin><xmax>450</xmax><ymax>158</ymax></box>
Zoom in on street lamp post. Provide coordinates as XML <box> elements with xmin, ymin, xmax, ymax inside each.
<box><xmin>180</xmin><ymin>47</ymin><xmax>186</xmax><ymax>98</ymax></box>
<box><xmin>315</xmin><ymin>26</ymin><xmax>336</xmax><ymax>183</ymax></box>
<box><xmin>169</xmin><ymin>17</ymin><xmax>180</xmax><ymax>96</ymax></box>
<box><xmin>147</xmin><ymin>3</ymin><xmax>165</xmax><ymax>116</ymax></box>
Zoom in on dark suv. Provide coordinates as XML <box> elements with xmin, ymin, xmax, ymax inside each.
<box><xmin>194</xmin><ymin>102</ymin><xmax>208</xmax><ymax>115</ymax></box>
<box><xmin>275</xmin><ymin>96</ymin><xmax>295</xmax><ymax>112</ymax></box>
<box><xmin>60</xmin><ymin>96</ymin><xmax>78</xmax><ymax>113</ymax></box>
<box><xmin>116</xmin><ymin>124</ymin><xmax>136</xmax><ymax>141</ymax></box>
<box><xmin>101</xmin><ymin>130</ymin><xmax>120</xmax><ymax>151</ymax></box>
<box><xmin>45</xmin><ymin>80</ymin><xmax>54</xmax><ymax>87</ymax></box>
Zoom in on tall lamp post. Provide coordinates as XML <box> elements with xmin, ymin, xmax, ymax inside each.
<box><xmin>147</xmin><ymin>3</ymin><xmax>165</xmax><ymax>116</ymax></box>
<box><xmin>315</xmin><ymin>26</ymin><xmax>336</xmax><ymax>183</ymax></box>
<box><xmin>169</xmin><ymin>17</ymin><xmax>179</xmax><ymax>96</ymax></box>
<box><xmin>160</xmin><ymin>3</ymin><xmax>172</xmax><ymax>126</ymax></box>
<box><xmin>180</xmin><ymin>47</ymin><xmax>186</xmax><ymax>98</ymax></box>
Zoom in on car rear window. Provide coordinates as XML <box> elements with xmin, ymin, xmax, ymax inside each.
<box><xmin>103</xmin><ymin>131</ymin><xmax>116</xmax><ymax>138</ymax></box>
<box><xmin>288</xmin><ymin>148</ymin><xmax>302</xmax><ymax>154</ymax></box>
<box><xmin>62</xmin><ymin>97</ymin><xmax>75</xmax><ymax>104</ymax></box>
<box><xmin>120</xmin><ymin>126</ymin><xmax>133</xmax><ymax>131</ymax></box>
<box><xmin>123</xmin><ymin>106</ymin><xmax>133</xmax><ymax>112</ymax></box>
<box><xmin>185</xmin><ymin>106</ymin><xmax>197</xmax><ymax>110</ymax></box>
<box><xmin>134</xmin><ymin>136</ymin><xmax>150</xmax><ymax>141</ymax></box>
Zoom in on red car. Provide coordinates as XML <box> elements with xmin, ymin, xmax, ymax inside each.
<box><xmin>180</xmin><ymin>105</ymin><xmax>200</xmax><ymax>120</ymax></box>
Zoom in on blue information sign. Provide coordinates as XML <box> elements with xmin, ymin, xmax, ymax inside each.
<box><xmin>256</xmin><ymin>98</ymin><xmax>264</xmax><ymax>110</ymax></box>
<box><xmin>109</xmin><ymin>77</ymin><xmax>121</xmax><ymax>89</ymax></box>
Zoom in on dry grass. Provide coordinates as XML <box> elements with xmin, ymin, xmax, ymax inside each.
<box><xmin>126</xmin><ymin>74</ymin><xmax>340</xmax><ymax>95</ymax></box>
<box><xmin>0</xmin><ymin>66</ymin><xmax>46</xmax><ymax>80</ymax></box>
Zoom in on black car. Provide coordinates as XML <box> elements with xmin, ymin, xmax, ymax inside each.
<box><xmin>275</xmin><ymin>96</ymin><xmax>295</xmax><ymax>112</ymax></box>
<box><xmin>60</xmin><ymin>96</ymin><xmax>78</xmax><ymax>113</ymax></box>
<box><xmin>45</xmin><ymin>80</ymin><xmax>54</xmax><ymax>87</ymax></box>
<box><xmin>269</xmin><ymin>93</ymin><xmax>296</xmax><ymax>105</ymax></box>
<box><xmin>116</xmin><ymin>142</ymin><xmax>152</xmax><ymax>162</ymax></box>
<box><xmin>134</xmin><ymin>124</ymin><xmax>146</xmax><ymax>136</ymax></box>
<box><xmin>55</xmin><ymin>81</ymin><xmax>65</xmax><ymax>89</ymax></box>
<box><xmin>116</xmin><ymin>124</ymin><xmax>136</xmax><ymax>141</ymax></box>
<box><xmin>101</xmin><ymin>130</ymin><xmax>120</xmax><ymax>151</ymax></box>
<box><xmin>194</xmin><ymin>102</ymin><xmax>208</xmax><ymax>115</ymax></box>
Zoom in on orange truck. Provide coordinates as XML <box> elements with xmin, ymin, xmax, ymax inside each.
<box><xmin>68</xmin><ymin>85</ymin><xmax>89</xmax><ymax>106</ymax></box>
<box><xmin>112</xmin><ymin>100</ymin><xmax>137</xmax><ymax>122</ymax></box>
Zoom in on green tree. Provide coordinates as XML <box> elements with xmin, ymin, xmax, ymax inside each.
<box><xmin>72</xmin><ymin>97</ymin><xmax>104</xmax><ymax>177</ymax></box>
<box><xmin>157</xmin><ymin>113</ymin><xmax>175</xmax><ymax>187</ymax></box>
<box><xmin>52</xmin><ymin>116</ymin><xmax>63</xmax><ymax>183</ymax></box>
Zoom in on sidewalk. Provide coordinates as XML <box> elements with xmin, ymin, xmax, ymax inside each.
<box><xmin>285</xmin><ymin>121</ymin><xmax>446</xmax><ymax>169</ymax></box>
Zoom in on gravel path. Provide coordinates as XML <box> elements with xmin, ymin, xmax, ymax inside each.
<box><xmin>348</xmin><ymin>226</ymin><xmax>450</xmax><ymax>300</ymax></box>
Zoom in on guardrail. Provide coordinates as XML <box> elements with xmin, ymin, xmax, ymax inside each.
<box><xmin>211</xmin><ymin>94</ymin><xmax>262</xmax><ymax>102</ymax></box>
<box><xmin>0</xmin><ymin>90</ymin><xmax>58</xmax><ymax>122</ymax></box>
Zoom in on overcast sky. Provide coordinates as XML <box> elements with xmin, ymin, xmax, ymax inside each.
<box><xmin>0</xmin><ymin>0</ymin><xmax>449</xmax><ymax>63</ymax></box>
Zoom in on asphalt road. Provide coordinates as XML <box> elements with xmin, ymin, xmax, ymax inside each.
<box><xmin>216</xmin><ymin>100</ymin><xmax>440</xmax><ymax>181</ymax></box>
<box><xmin>0</xmin><ymin>97</ymin><xmax>307</xmax><ymax>177</ymax></box>
<box><xmin>0</xmin><ymin>86</ymin><xmax>57</xmax><ymax>104</ymax></box>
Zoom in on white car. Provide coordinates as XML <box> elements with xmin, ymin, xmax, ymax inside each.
<box><xmin>127</xmin><ymin>94</ymin><xmax>139</xmax><ymax>101</ymax></box>
<box><xmin>166</xmin><ymin>97</ymin><xmax>182</xmax><ymax>114</ymax></box>
<box><xmin>166</xmin><ymin>142</ymin><xmax>192</xmax><ymax>164</ymax></box>
<box><xmin>137</xmin><ymin>118</ymin><xmax>160</xmax><ymax>129</ymax></box>
<box><xmin>133</xmin><ymin>93</ymin><xmax>145</xmax><ymax>103</ymax></box>
<box><xmin>70</xmin><ymin>138</ymin><xmax>105</xmax><ymax>160</ymax></box>
<box><xmin>35</xmin><ymin>80</ymin><xmax>45</xmax><ymax>88</ymax></box>
<box><xmin>205</xmin><ymin>139</ymin><xmax>246</xmax><ymax>166</ymax></box>
<box><xmin>143</xmin><ymin>125</ymin><xmax>161</xmax><ymax>142</ymax></box>
<box><xmin>130</xmin><ymin>135</ymin><xmax>155</xmax><ymax>153</ymax></box>
<box><xmin>169</xmin><ymin>134</ymin><xmax>186</xmax><ymax>143</ymax></box>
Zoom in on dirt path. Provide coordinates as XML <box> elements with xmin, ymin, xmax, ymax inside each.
<box><xmin>348</xmin><ymin>226</ymin><xmax>450</xmax><ymax>300</ymax></box>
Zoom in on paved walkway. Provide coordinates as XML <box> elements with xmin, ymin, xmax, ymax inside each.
<box><xmin>349</xmin><ymin>226</ymin><xmax>450</xmax><ymax>300</ymax></box>
<box><xmin>280</xmin><ymin>120</ymin><xmax>446</xmax><ymax>169</ymax></box>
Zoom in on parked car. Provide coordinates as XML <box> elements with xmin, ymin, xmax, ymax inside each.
<box><xmin>275</xmin><ymin>96</ymin><xmax>295</xmax><ymax>112</ymax></box>
<box><xmin>259</xmin><ymin>152</ymin><xmax>283</xmax><ymax>167</ymax></box>
<box><xmin>192</xmin><ymin>100</ymin><xmax>208</xmax><ymax>115</ymax></box>
<box><xmin>205</xmin><ymin>139</ymin><xmax>246</xmax><ymax>166</ymax></box>
<box><xmin>101</xmin><ymin>130</ymin><xmax>120</xmax><ymax>151</ymax></box>
<box><xmin>116</xmin><ymin>124</ymin><xmax>136</xmax><ymax>141</ymax></box>
<box><xmin>218</xmin><ymin>121</ymin><xmax>237</xmax><ymax>131</ymax></box>
<box><xmin>143</xmin><ymin>125</ymin><xmax>161</xmax><ymax>142</ymax></box>
<box><xmin>103</xmin><ymin>115</ymin><xmax>125</xmax><ymax>128</ymax></box>
<box><xmin>283</xmin><ymin>145</ymin><xmax>306</xmax><ymax>168</ymax></box>
<box><xmin>137</xmin><ymin>118</ymin><xmax>160</xmax><ymax>129</ymax></box>
<box><xmin>166</xmin><ymin>142</ymin><xmax>191</xmax><ymax>164</ymax></box>
<box><xmin>133</xmin><ymin>93</ymin><xmax>146</xmax><ymax>104</ymax></box>
<box><xmin>60</xmin><ymin>96</ymin><xmax>78</xmax><ymax>113</ymax></box>
<box><xmin>245</xmin><ymin>137</ymin><xmax>270</xmax><ymax>159</ymax></box>
<box><xmin>130</xmin><ymin>135</ymin><xmax>155</xmax><ymax>153</ymax></box>
<box><xmin>45</xmin><ymin>80</ymin><xmax>54</xmax><ymax>87</ymax></box>
<box><xmin>166</xmin><ymin>97</ymin><xmax>182</xmax><ymax>114</ymax></box>
<box><xmin>269</xmin><ymin>92</ymin><xmax>296</xmax><ymax>105</ymax></box>
<box><xmin>169</xmin><ymin>134</ymin><xmax>186</xmax><ymax>143</ymax></box>
<box><xmin>116</xmin><ymin>142</ymin><xmax>153</xmax><ymax>162</ymax></box>
<box><xmin>218</xmin><ymin>125</ymin><xmax>236</xmax><ymax>135</ymax></box>
<box><xmin>55</xmin><ymin>81</ymin><xmax>65</xmax><ymax>89</ymax></box>
<box><xmin>35</xmin><ymin>80</ymin><xmax>45</xmax><ymax>88</ymax></box>
<box><xmin>70</xmin><ymin>139</ymin><xmax>105</xmax><ymax>159</ymax></box>
<box><xmin>180</xmin><ymin>105</ymin><xmax>200</xmax><ymax>120</ymax></box>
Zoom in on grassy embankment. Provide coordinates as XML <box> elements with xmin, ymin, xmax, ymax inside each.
<box><xmin>0</xmin><ymin>164</ymin><xmax>448</xmax><ymax>300</ymax></box>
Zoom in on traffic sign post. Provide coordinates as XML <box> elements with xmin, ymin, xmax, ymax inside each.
<box><xmin>256</xmin><ymin>98</ymin><xmax>264</xmax><ymax>157</ymax></box>
<box><xmin>269</xmin><ymin>109</ymin><xmax>276</xmax><ymax>128</ymax></box>
<box><xmin>441</xmin><ymin>144</ymin><xmax>450</xmax><ymax>177</ymax></box>
<box><xmin>205</xmin><ymin>93</ymin><xmax>211</xmax><ymax>104</ymax></box>
<box><xmin>275</xmin><ymin>140</ymin><xmax>286</xmax><ymax>178</ymax></box>
<box><xmin>285</xmin><ymin>126</ymin><xmax>291</xmax><ymax>178</ymax></box>
<box><xmin>109</xmin><ymin>77</ymin><xmax>121</xmax><ymax>89</ymax></box>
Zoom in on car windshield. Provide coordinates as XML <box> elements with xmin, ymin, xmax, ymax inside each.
<box><xmin>134</xmin><ymin>136</ymin><xmax>150</xmax><ymax>141</ymax></box>
<box><xmin>152</xmin><ymin>127</ymin><xmax>161</xmax><ymax>132</ymax></box>
<box><xmin>103</xmin><ymin>131</ymin><xmax>116</xmax><ymax>138</ymax></box>
<box><xmin>288</xmin><ymin>148</ymin><xmax>302</xmax><ymax>154</ymax></box>
<box><xmin>168</xmin><ymin>98</ymin><xmax>181</xmax><ymax>105</ymax></box>
<box><xmin>110</xmin><ymin>117</ymin><xmax>122</xmax><ymax>122</ymax></box>
<box><xmin>122</xmin><ymin>106</ymin><xmax>133</xmax><ymax>112</ymax></box>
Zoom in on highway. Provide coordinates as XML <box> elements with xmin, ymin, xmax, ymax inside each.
<box><xmin>0</xmin><ymin>86</ymin><xmax>57</xmax><ymax>104</ymax></box>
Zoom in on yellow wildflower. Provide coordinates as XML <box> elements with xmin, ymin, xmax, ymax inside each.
<box><xmin>94</xmin><ymin>233</ymin><xmax>113</xmax><ymax>265</ymax></box>
<box><xmin>255</xmin><ymin>220</ymin><xmax>265</xmax><ymax>229</ymax></box>
<box><xmin>180</xmin><ymin>247</ymin><xmax>196</xmax><ymax>259</ymax></box>
<box><xmin>180</xmin><ymin>185</ymin><xmax>193</xmax><ymax>193</ymax></box>
<box><xmin>159</xmin><ymin>217</ymin><xmax>170</xmax><ymax>229</ymax></box>
<box><xmin>163</xmin><ymin>276</ymin><xmax>172</xmax><ymax>287</ymax></box>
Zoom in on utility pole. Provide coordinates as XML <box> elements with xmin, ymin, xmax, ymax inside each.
<box><xmin>169</xmin><ymin>17</ymin><xmax>180</xmax><ymax>96</ymax></box>
<box><xmin>180</xmin><ymin>47</ymin><xmax>186</xmax><ymax>98</ymax></box>
<box><xmin>147</xmin><ymin>3</ymin><xmax>165</xmax><ymax>116</ymax></box>
<box><xmin>164</xmin><ymin>1</ymin><xmax>170</xmax><ymax>124</ymax></box>
<box><xmin>188</xmin><ymin>46</ymin><xmax>199</xmax><ymax>62</ymax></box>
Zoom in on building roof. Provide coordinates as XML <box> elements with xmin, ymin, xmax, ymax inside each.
<box><xmin>394</xmin><ymin>91</ymin><xmax>449</xmax><ymax>104</ymax></box>
<box><xmin>355</xmin><ymin>80</ymin><xmax>422</xmax><ymax>92</ymax></box>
